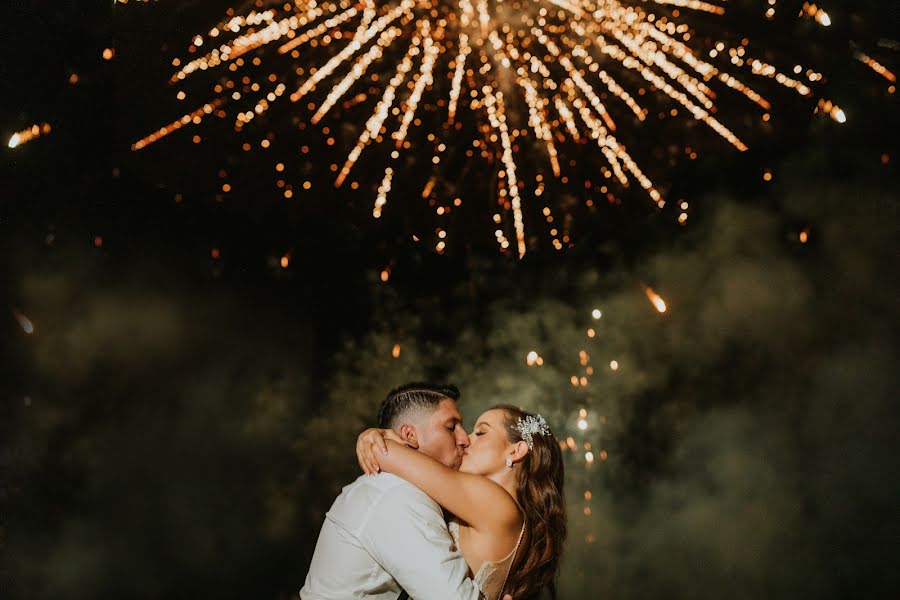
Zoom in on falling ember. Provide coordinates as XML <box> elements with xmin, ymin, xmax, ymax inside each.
<box><xmin>13</xmin><ymin>309</ymin><xmax>34</xmax><ymax>334</ymax></box>
<box><xmin>8</xmin><ymin>123</ymin><xmax>51</xmax><ymax>149</ymax></box>
<box><xmin>421</xmin><ymin>178</ymin><xmax>436</xmax><ymax>199</ymax></box>
<box><xmin>800</xmin><ymin>2</ymin><xmax>831</xmax><ymax>27</ymax></box>
<box><xmin>817</xmin><ymin>99</ymin><xmax>846</xmax><ymax>123</ymax></box>
<box><xmin>132</xmin><ymin>100</ymin><xmax>224</xmax><ymax>150</ymax></box>
<box><xmin>854</xmin><ymin>51</ymin><xmax>896</xmax><ymax>84</ymax></box>
<box><xmin>391</xmin><ymin>343</ymin><xmax>401</xmax><ymax>358</ymax></box>
<box><xmin>133</xmin><ymin>0</ymin><xmax>855</xmax><ymax>254</ymax></box>
<box><xmin>526</xmin><ymin>351</ymin><xmax>544</xmax><ymax>366</ymax></box>
<box><xmin>644</xmin><ymin>286</ymin><xmax>668</xmax><ymax>313</ymax></box>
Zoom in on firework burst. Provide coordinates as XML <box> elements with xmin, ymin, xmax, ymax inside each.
<box><xmin>133</xmin><ymin>0</ymin><xmax>847</xmax><ymax>256</ymax></box>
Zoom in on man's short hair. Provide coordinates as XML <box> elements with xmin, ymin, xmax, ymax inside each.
<box><xmin>376</xmin><ymin>382</ymin><xmax>460</xmax><ymax>429</ymax></box>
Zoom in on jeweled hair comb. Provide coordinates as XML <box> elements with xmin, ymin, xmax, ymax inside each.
<box><xmin>513</xmin><ymin>414</ymin><xmax>551</xmax><ymax>449</ymax></box>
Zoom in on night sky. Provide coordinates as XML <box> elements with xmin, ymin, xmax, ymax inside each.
<box><xmin>2</xmin><ymin>1</ymin><xmax>898</xmax><ymax>599</ymax></box>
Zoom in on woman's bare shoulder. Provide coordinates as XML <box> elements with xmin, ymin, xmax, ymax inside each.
<box><xmin>469</xmin><ymin>477</ymin><xmax>524</xmax><ymax>533</ymax></box>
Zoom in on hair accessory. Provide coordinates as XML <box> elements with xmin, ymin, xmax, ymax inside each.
<box><xmin>513</xmin><ymin>414</ymin><xmax>551</xmax><ymax>449</ymax></box>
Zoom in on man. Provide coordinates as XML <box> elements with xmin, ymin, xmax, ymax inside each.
<box><xmin>300</xmin><ymin>383</ymin><xmax>480</xmax><ymax>599</ymax></box>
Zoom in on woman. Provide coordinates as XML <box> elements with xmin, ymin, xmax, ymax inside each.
<box><xmin>356</xmin><ymin>404</ymin><xmax>566</xmax><ymax>600</ymax></box>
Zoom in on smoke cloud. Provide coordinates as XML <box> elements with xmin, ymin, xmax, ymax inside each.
<box><xmin>3</xmin><ymin>156</ymin><xmax>896</xmax><ymax>599</ymax></box>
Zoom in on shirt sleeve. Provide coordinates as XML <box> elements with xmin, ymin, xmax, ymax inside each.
<box><xmin>360</xmin><ymin>483</ymin><xmax>480</xmax><ymax>600</ymax></box>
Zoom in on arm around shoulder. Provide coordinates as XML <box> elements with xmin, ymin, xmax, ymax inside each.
<box><xmin>376</xmin><ymin>440</ymin><xmax>520</xmax><ymax>533</ymax></box>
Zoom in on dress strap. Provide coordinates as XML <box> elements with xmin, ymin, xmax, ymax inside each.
<box><xmin>497</xmin><ymin>519</ymin><xmax>526</xmax><ymax>600</ymax></box>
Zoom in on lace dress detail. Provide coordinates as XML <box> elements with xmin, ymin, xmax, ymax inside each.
<box><xmin>448</xmin><ymin>520</ymin><xmax>526</xmax><ymax>600</ymax></box>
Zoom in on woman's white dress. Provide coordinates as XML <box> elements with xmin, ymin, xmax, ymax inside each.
<box><xmin>448</xmin><ymin>520</ymin><xmax>526</xmax><ymax>600</ymax></box>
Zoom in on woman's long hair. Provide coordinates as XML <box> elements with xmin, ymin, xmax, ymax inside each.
<box><xmin>492</xmin><ymin>404</ymin><xmax>567</xmax><ymax>600</ymax></box>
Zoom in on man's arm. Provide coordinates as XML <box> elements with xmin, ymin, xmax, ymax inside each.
<box><xmin>360</xmin><ymin>483</ymin><xmax>481</xmax><ymax>600</ymax></box>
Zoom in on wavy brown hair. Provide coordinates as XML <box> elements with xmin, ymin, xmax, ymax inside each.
<box><xmin>492</xmin><ymin>404</ymin><xmax>567</xmax><ymax>600</ymax></box>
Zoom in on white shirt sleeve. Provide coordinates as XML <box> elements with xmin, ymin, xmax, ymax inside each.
<box><xmin>360</xmin><ymin>483</ymin><xmax>481</xmax><ymax>600</ymax></box>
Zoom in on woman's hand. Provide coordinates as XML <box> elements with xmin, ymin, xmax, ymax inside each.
<box><xmin>356</xmin><ymin>428</ymin><xmax>405</xmax><ymax>475</ymax></box>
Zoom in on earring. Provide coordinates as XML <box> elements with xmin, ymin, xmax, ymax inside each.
<box><xmin>506</xmin><ymin>458</ymin><xmax>513</xmax><ymax>468</ymax></box>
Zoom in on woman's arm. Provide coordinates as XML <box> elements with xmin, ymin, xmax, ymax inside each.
<box><xmin>356</xmin><ymin>428</ymin><xmax>406</xmax><ymax>475</ymax></box>
<box><xmin>357</xmin><ymin>431</ymin><xmax>519</xmax><ymax>533</ymax></box>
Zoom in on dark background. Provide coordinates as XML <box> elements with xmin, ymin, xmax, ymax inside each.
<box><xmin>2</xmin><ymin>1</ymin><xmax>897</xmax><ymax>598</ymax></box>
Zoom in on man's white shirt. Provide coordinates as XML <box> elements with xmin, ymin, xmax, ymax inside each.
<box><xmin>300</xmin><ymin>472</ymin><xmax>480</xmax><ymax>600</ymax></box>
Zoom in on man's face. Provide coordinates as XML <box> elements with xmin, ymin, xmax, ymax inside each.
<box><xmin>415</xmin><ymin>399</ymin><xmax>470</xmax><ymax>469</ymax></box>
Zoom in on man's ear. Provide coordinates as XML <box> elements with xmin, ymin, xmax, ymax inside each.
<box><xmin>398</xmin><ymin>424</ymin><xmax>420</xmax><ymax>449</ymax></box>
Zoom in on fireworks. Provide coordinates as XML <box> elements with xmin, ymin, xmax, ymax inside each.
<box><xmin>134</xmin><ymin>0</ymin><xmax>851</xmax><ymax>255</ymax></box>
